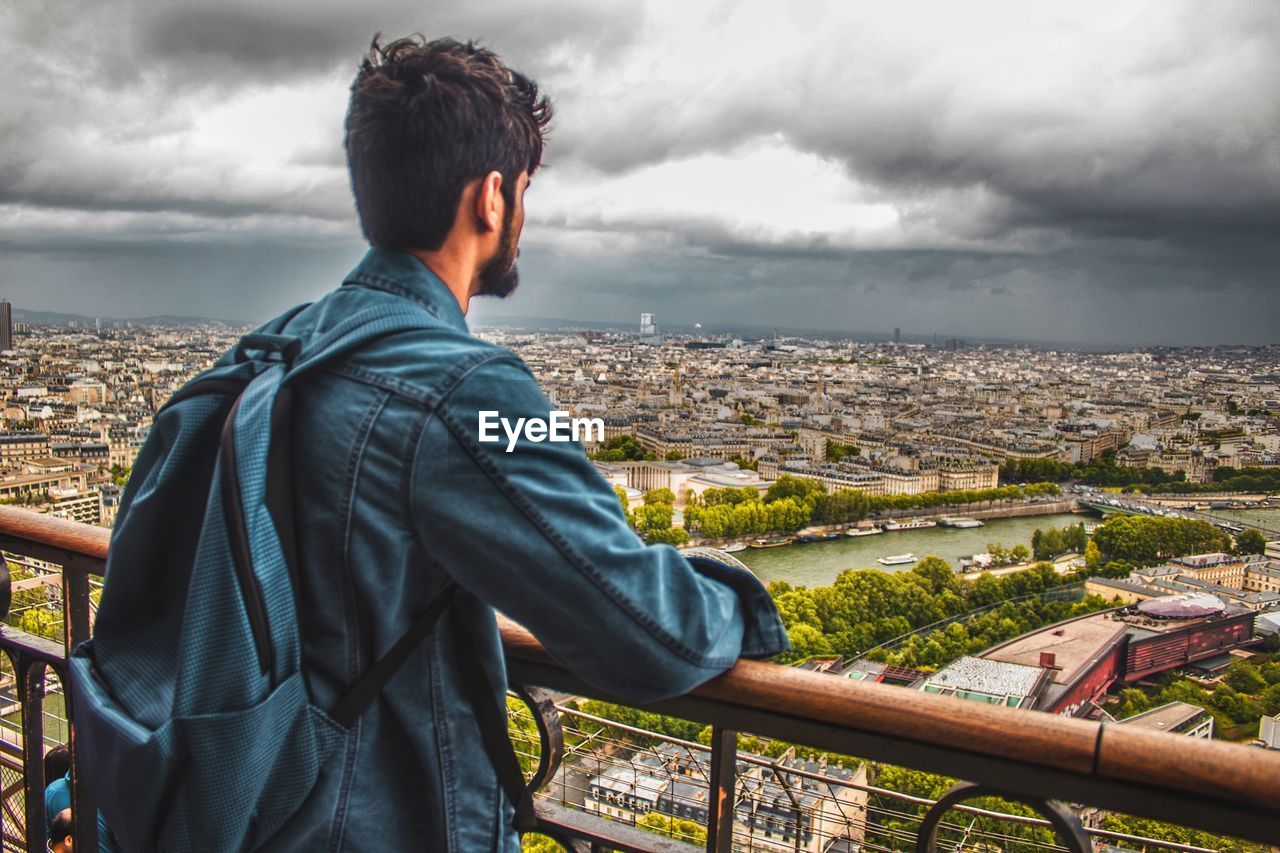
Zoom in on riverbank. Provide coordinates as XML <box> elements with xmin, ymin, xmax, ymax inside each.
<box><xmin>973</xmin><ymin>552</ymin><xmax>1080</xmax><ymax>578</ymax></box>
<box><xmin>691</xmin><ymin>498</ymin><xmax>1081</xmax><ymax>550</ymax></box>
<box><xmin>735</xmin><ymin>511</ymin><xmax>1087</xmax><ymax>588</ymax></box>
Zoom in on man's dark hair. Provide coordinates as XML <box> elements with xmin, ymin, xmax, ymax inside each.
<box><xmin>50</xmin><ymin>808</ymin><xmax>73</xmax><ymax>843</ymax></box>
<box><xmin>43</xmin><ymin>744</ymin><xmax>70</xmax><ymax>786</ymax></box>
<box><xmin>346</xmin><ymin>34</ymin><xmax>552</xmax><ymax>250</ymax></box>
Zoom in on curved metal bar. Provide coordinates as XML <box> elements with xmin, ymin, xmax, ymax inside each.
<box><xmin>915</xmin><ymin>782</ymin><xmax>1091</xmax><ymax>853</ymax></box>
<box><xmin>510</xmin><ymin>683</ymin><xmax>565</xmax><ymax>795</ymax></box>
<box><xmin>0</xmin><ymin>554</ymin><xmax>11</xmax><ymax>621</ymax></box>
<box><xmin>19</xmin><ymin>655</ymin><xmax>48</xmax><ymax>853</ymax></box>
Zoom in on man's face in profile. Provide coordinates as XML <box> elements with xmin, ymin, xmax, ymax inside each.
<box><xmin>477</xmin><ymin>171</ymin><xmax>529</xmax><ymax>299</ymax></box>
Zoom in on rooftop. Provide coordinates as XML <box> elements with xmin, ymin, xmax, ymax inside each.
<box><xmin>982</xmin><ymin>610</ymin><xmax>1129</xmax><ymax>686</ymax></box>
<box><xmin>1118</xmin><ymin>702</ymin><xmax>1209</xmax><ymax>733</ymax></box>
<box><xmin>923</xmin><ymin>655</ymin><xmax>1048</xmax><ymax>707</ymax></box>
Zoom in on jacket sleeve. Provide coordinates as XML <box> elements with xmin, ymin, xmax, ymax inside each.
<box><xmin>410</xmin><ymin>354</ymin><xmax>789</xmax><ymax>702</ymax></box>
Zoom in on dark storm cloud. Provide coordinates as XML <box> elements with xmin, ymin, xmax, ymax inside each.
<box><xmin>0</xmin><ymin>0</ymin><xmax>641</xmax><ymax>236</ymax></box>
<box><xmin>1</xmin><ymin>0</ymin><xmax>1277</xmax><ymax>344</ymax></box>
<box><xmin>554</xmin><ymin>2</ymin><xmax>1280</xmax><ymax>251</ymax></box>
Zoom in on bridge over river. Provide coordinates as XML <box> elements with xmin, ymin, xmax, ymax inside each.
<box><xmin>1079</xmin><ymin>496</ymin><xmax>1280</xmax><ymax>539</ymax></box>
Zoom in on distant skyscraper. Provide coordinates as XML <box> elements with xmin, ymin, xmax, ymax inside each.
<box><xmin>0</xmin><ymin>300</ymin><xmax>12</xmax><ymax>351</ymax></box>
<box><xmin>640</xmin><ymin>312</ymin><xmax>656</xmax><ymax>336</ymax></box>
<box><xmin>893</xmin><ymin>327</ymin><xmax>901</xmax><ymax>343</ymax></box>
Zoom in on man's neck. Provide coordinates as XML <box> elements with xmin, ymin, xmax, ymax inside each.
<box><xmin>405</xmin><ymin>247</ymin><xmax>477</xmax><ymax>315</ymax></box>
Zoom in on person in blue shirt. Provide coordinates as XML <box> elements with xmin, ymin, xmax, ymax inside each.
<box><xmin>47</xmin><ymin>808</ymin><xmax>72</xmax><ymax>853</ymax></box>
<box><xmin>210</xmin><ymin>34</ymin><xmax>789</xmax><ymax>850</ymax></box>
<box><xmin>46</xmin><ymin>767</ymin><xmax>118</xmax><ymax>852</ymax></box>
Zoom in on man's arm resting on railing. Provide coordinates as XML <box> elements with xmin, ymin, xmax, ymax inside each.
<box><xmin>412</xmin><ymin>355</ymin><xmax>790</xmax><ymax>701</ymax></box>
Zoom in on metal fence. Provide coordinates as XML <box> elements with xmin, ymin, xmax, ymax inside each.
<box><xmin>1</xmin><ymin>505</ymin><xmax>1278</xmax><ymax>852</ymax></box>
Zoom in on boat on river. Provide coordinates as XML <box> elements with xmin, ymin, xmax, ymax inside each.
<box><xmin>877</xmin><ymin>553</ymin><xmax>919</xmax><ymax>566</ymax></box>
<box><xmin>883</xmin><ymin>518</ymin><xmax>937</xmax><ymax>531</ymax></box>
<box><xmin>750</xmin><ymin>536</ymin><xmax>794</xmax><ymax>549</ymax></box>
<box><xmin>845</xmin><ymin>526</ymin><xmax>883</xmax><ymax>537</ymax></box>
<box><xmin>938</xmin><ymin>516</ymin><xmax>984</xmax><ymax>528</ymax></box>
<box><xmin>723</xmin><ymin>542</ymin><xmax>748</xmax><ymax>553</ymax></box>
<box><xmin>795</xmin><ymin>532</ymin><xmax>844</xmax><ymax>543</ymax></box>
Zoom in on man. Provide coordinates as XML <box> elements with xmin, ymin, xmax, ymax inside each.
<box><xmin>260</xmin><ymin>35</ymin><xmax>788</xmax><ymax>849</ymax></box>
<box><xmin>47</xmin><ymin>809</ymin><xmax>73</xmax><ymax>853</ymax></box>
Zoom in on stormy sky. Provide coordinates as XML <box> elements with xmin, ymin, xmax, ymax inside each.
<box><xmin>2</xmin><ymin>1</ymin><xmax>1277</xmax><ymax>346</ymax></box>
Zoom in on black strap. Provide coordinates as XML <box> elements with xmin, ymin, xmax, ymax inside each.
<box><xmin>265</xmin><ymin>386</ymin><xmax>299</xmax><ymax>597</ymax></box>
<box><xmin>328</xmin><ymin>586</ymin><xmax>533</xmax><ymax>830</ymax></box>
<box><xmin>329</xmin><ymin>585</ymin><xmax>458</xmax><ymax>727</ymax></box>
<box><xmin>220</xmin><ymin>391</ymin><xmax>274</xmax><ymax>677</ymax></box>
<box><xmin>451</xmin><ymin>608</ymin><xmax>536</xmax><ymax>832</ymax></box>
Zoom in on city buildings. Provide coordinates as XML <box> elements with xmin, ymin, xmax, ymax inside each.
<box><xmin>584</xmin><ymin>741</ymin><xmax>868</xmax><ymax>852</ymax></box>
<box><xmin>0</xmin><ymin>300</ymin><xmax>11</xmax><ymax>352</ymax></box>
<box><xmin>0</xmin><ymin>313</ymin><xmax>1275</xmax><ymax>540</ymax></box>
<box><xmin>923</xmin><ymin>596</ymin><xmax>1258</xmax><ymax>718</ymax></box>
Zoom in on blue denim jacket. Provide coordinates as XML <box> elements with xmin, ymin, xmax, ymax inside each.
<box><xmin>265</xmin><ymin>248</ymin><xmax>789</xmax><ymax>850</ymax></box>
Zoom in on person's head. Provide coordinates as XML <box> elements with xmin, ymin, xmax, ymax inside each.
<box><xmin>49</xmin><ymin>808</ymin><xmax>72</xmax><ymax>851</ymax></box>
<box><xmin>345</xmin><ymin>34</ymin><xmax>552</xmax><ymax>298</ymax></box>
<box><xmin>43</xmin><ymin>745</ymin><xmax>70</xmax><ymax>787</ymax></box>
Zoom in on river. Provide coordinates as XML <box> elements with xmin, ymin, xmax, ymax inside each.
<box><xmin>737</xmin><ymin>512</ymin><xmax>1085</xmax><ymax>588</ymax></box>
<box><xmin>739</xmin><ymin>506</ymin><xmax>1280</xmax><ymax>589</ymax></box>
<box><xmin>1215</xmin><ymin>507</ymin><xmax>1280</xmax><ymax>535</ymax></box>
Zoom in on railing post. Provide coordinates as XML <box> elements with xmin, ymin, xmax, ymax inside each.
<box><xmin>705</xmin><ymin>725</ymin><xmax>735</xmax><ymax>853</ymax></box>
<box><xmin>18</xmin><ymin>655</ymin><xmax>45</xmax><ymax>853</ymax></box>
<box><xmin>62</xmin><ymin>570</ymin><xmax>97</xmax><ymax>853</ymax></box>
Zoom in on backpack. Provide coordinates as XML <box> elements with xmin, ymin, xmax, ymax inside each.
<box><xmin>69</xmin><ymin>303</ymin><xmax>533</xmax><ymax>851</ymax></box>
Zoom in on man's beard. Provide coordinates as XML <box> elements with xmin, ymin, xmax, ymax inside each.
<box><xmin>476</xmin><ymin>204</ymin><xmax>520</xmax><ymax>298</ymax></box>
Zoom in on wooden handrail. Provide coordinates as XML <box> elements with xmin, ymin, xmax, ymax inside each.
<box><xmin>2</xmin><ymin>504</ymin><xmax>1279</xmax><ymax>844</ymax></box>
<box><xmin>499</xmin><ymin>617</ymin><xmax>1280</xmax><ymax>813</ymax></box>
<box><xmin>0</xmin><ymin>504</ymin><xmax>110</xmax><ymax>565</ymax></box>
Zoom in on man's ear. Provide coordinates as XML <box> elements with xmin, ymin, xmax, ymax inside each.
<box><xmin>473</xmin><ymin>170</ymin><xmax>504</xmax><ymax>234</ymax></box>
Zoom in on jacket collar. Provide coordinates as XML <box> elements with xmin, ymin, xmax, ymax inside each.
<box><xmin>342</xmin><ymin>248</ymin><xmax>469</xmax><ymax>333</ymax></box>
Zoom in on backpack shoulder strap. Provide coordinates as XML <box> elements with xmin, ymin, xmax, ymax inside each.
<box><xmin>328</xmin><ymin>585</ymin><xmax>458</xmax><ymax>727</ymax></box>
<box><xmin>158</xmin><ymin>302</ymin><xmax>313</xmax><ymax>412</ymax></box>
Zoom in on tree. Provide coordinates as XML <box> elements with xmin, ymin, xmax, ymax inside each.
<box><xmin>643</xmin><ymin>487</ymin><xmax>676</xmax><ymax>507</ymax></box>
<box><xmin>1084</xmin><ymin>539</ymin><xmax>1101</xmax><ymax>569</ymax></box>
<box><xmin>911</xmin><ymin>557</ymin><xmax>957</xmax><ymax>595</ymax></box>
<box><xmin>1093</xmin><ymin>516</ymin><xmax>1230</xmax><ymax>566</ymax></box>
<box><xmin>613</xmin><ymin>486</ymin><xmax>634</xmax><ymax>526</ymax></box>
<box><xmin>1224</xmin><ymin>661</ymin><xmax>1267</xmax><ymax>695</ymax></box>
<box><xmin>786</xmin><ymin>623</ymin><xmax>833</xmax><ymax>659</ymax></box>
<box><xmin>764</xmin><ymin>475</ymin><xmax>824</xmax><ymax>505</ymax></box>
<box><xmin>665</xmin><ymin>449</ymin><xmax>683</xmax><ymax>461</ymax></box>
<box><xmin>1262</xmin><ymin>683</ymin><xmax>1280</xmax><ymax>717</ymax></box>
<box><xmin>645</xmin><ymin>527</ymin><xmax>689</xmax><ymax>546</ymax></box>
<box><xmin>590</xmin><ymin>434</ymin><xmax>648</xmax><ymax>461</ymax></box>
<box><xmin>1113</xmin><ymin>687</ymin><xmax>1152</xmax><ymax>719</ymax></box>
<box><xmin>521</xmin><ymin>834</ymin><xmax>565</xmax><ymax>852</ymax></box>
<box><xmin>825</xmin><ymin>440</ymin><xmax>859</xmax><ymax>461</ymax></box>
<box><xmin>636</xmin><ymin>812</ymin><xmax>707</xmax><ymax>845</ymax></box>
<box><xmin>1099</xmin><ymin>815</ymin><xmax>1259</xmax><ymax>852</ymax></box>
<box><xmin>1235</xmin><ymin>528</ymin><xmax>1267</xmax><ymax>556</ymax></box>
<box><xmin>633</xmin><ymin>504</ymin><xmax>674</xmax><ymax>535</ymax></box>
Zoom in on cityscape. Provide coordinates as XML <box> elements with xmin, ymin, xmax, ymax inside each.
<box><xmin>3</xmin><ymin>0</ymin><xmax>1278</xmax><ymax>848</ymax></box>
<box><xmin>1</xmin><ymin>302</ymin><xmax>1278</xmax><ymax>849</ymax></box>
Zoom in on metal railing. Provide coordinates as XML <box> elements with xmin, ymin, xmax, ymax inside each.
<box><xmin>0</xmin><ymin>504</ymin><xmax>1278</xmax><ymax>851</ymax></box>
